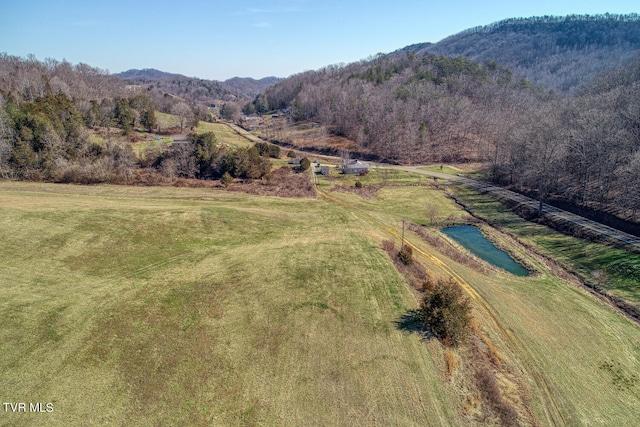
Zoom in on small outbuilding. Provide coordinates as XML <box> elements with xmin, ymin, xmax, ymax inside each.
<box><xmin>342</xmin><ymin>159</ymin><xmax>370</xmax><ymax>175</ymax></box>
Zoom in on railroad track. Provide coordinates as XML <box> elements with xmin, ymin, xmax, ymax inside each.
<box><xmin>398</xmin><ymin>167</ymin><xmax>640</xmax><ymax>249</ymax></box>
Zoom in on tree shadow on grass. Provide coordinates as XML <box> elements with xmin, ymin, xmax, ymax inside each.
<box><xmin>395</xmin><ymin>309</ymin><xmax>435</xmax><ymax>341</ymax></box>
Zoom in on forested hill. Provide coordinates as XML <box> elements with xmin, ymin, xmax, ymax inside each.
<box><xmin>116</xmin><ymin>69</ymin><xmax>283</xmax><ymax>102</ymax></box>
<box><xmin>223</xmin><ymin>76</ymin><xmax>284</xmax><ymax>99</ymax></box>
<box><xmin>404</xmin><ymin>14</ymin><xmax>640</xmax><ymax>93</ymax></box>
<box><xmin>259</xmin><ymin>51</ymin><xmax>544</xmax><ymax>164</ymax></box>
<box><xmin>256</xmin><ymin>48</ymin><xmax>640</xmax><ymax>223</ymax></box>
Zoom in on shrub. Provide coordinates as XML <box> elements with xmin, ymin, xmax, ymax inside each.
<box><xmin>417</xmin><ymin>278</ymin><xmax>471</xmax><ymax>347</ymax></box>
<box><xmin>398</xmin><ymin>245</ymin><xmax>413</xmax><ymax>265</ymax></box>
<box><xmin>221</xmin><ymin>171</ymin><xmax>233</xmax><ymax>187</ymax></box>
<box><xmin>355</xmin><ymin>180</ymin><xmax>363</xmax><ymax>188</ymax></box>
<box><xmin>382</xmin><ymin>240</ymin><xmax>396</xmax><ymax>254</ymax></box>
<box><xmin>382</xmin><ymin>240</ymin><xmax>430</xmax><ymax>291</ymax></box>
<box><xmin>299</xmin><ymin>157</ymin><xmax>311</xmax><ymax>171</ymax></box>
<box><xmin>254</xmin><ymin>142</ymin><xmax>280</xmax><ymax>158</ymax></box>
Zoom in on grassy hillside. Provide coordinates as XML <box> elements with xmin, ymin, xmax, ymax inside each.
<box><xmin>123</xmin><ymin>117</ymin><xmax>256</xmax><ymax>160</ymax></box>
<box><xmin>0</xmin><ymin>182</ymin><xmax>461</xmax><ymax>426</ymax></box>
<box><xmin>453</xmin><ymin>185</ymin><xmax>640</xmax><ymax>309</ymax></box>
<box><xmin>314</xmin><ymin>178</ymin><xmax>640</xmax><ymax>426</ymax></box>
<box><xmin>1</xmin><ymin>179</ymin><xmax>639</xmax><ymax>426</ymax></box>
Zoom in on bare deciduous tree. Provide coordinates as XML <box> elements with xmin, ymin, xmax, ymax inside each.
<box><xmin>171</xmin><ymin>102</ymin><xmax>193</xmax><ymax>132</ymax></box>
<box><xmin>425</xmin><ymin>203</ymin><xmax>440</xmax><ymax>225</ymax></box>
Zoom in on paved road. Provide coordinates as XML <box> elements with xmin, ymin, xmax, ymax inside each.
<box><xmin>229</xmin><ymin>123</ymin><xmax>640</xmax><ymax>250</ymax></box>
<box><xmin>395</xmin><ymin>166</ymin><xmax>640</xmax><ymax>249</ymax></box>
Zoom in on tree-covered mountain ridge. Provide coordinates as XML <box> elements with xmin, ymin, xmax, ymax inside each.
<box><xmin>115</xmin><ymin>68</ymin><xmax>283</xmax><ymax>102</ymax></box>
<box><xmin>403</xmin><ymin>13</ymin><xmax>640</xmax><ymax>93</ymax></box>
<box><xmin>256</xmin><ymin>30</ymin><xmax>640</xmax><ymax>224</ymax></box>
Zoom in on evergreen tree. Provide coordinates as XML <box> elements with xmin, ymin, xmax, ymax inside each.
<box><xmin>114</xmin><ymin>97</ymin><xmax>135</xmax><ymax>134</ymax></box>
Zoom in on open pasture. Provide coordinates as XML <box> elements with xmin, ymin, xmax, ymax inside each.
<box><xmin>1</xmin><ymin>178</ymin><xmax>639</xmax><ymax>426</ymax></box>
<box><xmin>0</xmin><ymin>181</ymin><xmax>459</xmax><ymax>426</ymax></box>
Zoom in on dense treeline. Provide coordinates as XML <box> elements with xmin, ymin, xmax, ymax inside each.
<box><xmin>2</xmin><ymin>26</ymin><xmax>640</xmax><ymax>222</ymax></box>
<box><xmin>117</xmin><ymin>69</ymin><xmax>283</xmax><ymax>102</ymax></box>
<box><xmin>0</xmin><ymin>54</ymin><xmax>152</xmax><ymax>182</ymax></box>
<box><xmin>258</xmin><ymin>52</ymin><xmax>545</xmax><ymax>163</ymax></box>
<box><xmin>492</xmin><ymin>56</ymin><xmax>640</xmax><ymax>220</ymax></box>
<box><xmin>415</xmin><ymin>14</ymin><xmax>640</xmax><ymax>93</ymax></box>
<box><xmin>0</xmin><ymin>55</ymin><xmax>272</xmax><ymax>183</ymax></box>
<box><xmin>257</xmin><ymin>49</ymin><xmax>640</xmax><ymax>221</ymax></box>
<box><xmin>151</xmin><ymin>132</ymin><xmax>272</xmax><ymax>180</ymax></box>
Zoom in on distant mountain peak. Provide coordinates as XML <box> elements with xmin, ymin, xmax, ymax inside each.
<box><xmin>114</xmin><ymin>68</ymin><xmax>284</xmax><ymax>100</ymax></box>
<box><xmin>116</xmin><ymin>68</ymin><xmax>184</xmax><ymax>80</ymax></box>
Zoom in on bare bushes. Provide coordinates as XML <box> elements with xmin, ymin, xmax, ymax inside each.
<box><xmin>382</xmin><ymin>240</ymin><xmax>430</xmax><ymax>292</ymax></box>
<box><xmin>474</xmin><ymin>368</ymin><xmax>520</xmax><ymax>427</ymax></box>
<box><xmin>398</xmin><ymin>245</ymin><xmax>414</xmax><ymax>265</ymax></box>
<box><xmin>53</xmin><ymin>159</ymin><xmax>110</xmax><ymax>184</ymax></box>
<box><xmin>227</xmin><ymin>167</ymin><xmax>316</xmax><ymax>198</ymax></box>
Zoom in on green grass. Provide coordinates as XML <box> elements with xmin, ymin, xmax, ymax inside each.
<box><xmin>317</xmin><ymin>167</ymin><xmax>434</xmax><ymax>189</ymax></box>
<box><xmin>133</xmin><ymin>114</ymin><xmax>257</xmax><ymax>159</ymax></box>
<box><xmin>156</xmin><ymin>111</ymin><xmax>180</xmax><ymax>129</ymax></box>
<box><xmin>319</xmin><ymin>178</ymin><xmax>640</xmax><ymax>426</ymax></box>
<box><xmin>1</xmin><ymin>180</ymin><xmax>640</xmax><ymax>426</ymax></box>
<box><xmin>0</xmin><ymin>182</ymin><xmax>460</xmax><ymax>426</ymax></box>
<box><xmin>156</xmin><ymin>111</ymin><xmax>255</xmax><ymax>149</ymax></box>
<box><xmin>194</xmin><ymin>122</ymin><xmax>254</xmax><ymax>148</ymax></box>
<box><xmin>453</xmin><ymin>184</ymin><xmax>640</xmax><ymax>308</ymax></box>
<box><xmin>317</xmin><ymin>170</ymin><xmax>465</xmax><ymax>226</ymax></box>
<box><xmin>419</xmin><ymin>165</ymin><xmax>464</xmax><ymax>176</ymax></box>
<box><xmin>130</xmin><ymin>135</ymin><xmax>173</xmax><ymax>158</ymax></box>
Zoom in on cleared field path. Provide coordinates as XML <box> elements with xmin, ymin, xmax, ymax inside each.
<box><xmin>315</xmin><ymin>171</ymin><xmax>640</xmax><ymax>427</ymax></box>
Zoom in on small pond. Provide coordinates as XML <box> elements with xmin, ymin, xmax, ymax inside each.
<box><xmin>441</xmin><ymin>225</ymin><xmax>529</xmax><ymax>276</ymax></box>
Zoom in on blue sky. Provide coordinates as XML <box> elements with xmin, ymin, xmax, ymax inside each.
<box><xmin>1</xmin><ymin>0</ymin><xmax>637</xmax><ymax>80</ymax></box>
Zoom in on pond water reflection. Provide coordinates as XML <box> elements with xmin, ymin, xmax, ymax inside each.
<box><xmin>441</xmin><ymin>225</ymin><xmax>529</xmax><ymax>276</ymax></box>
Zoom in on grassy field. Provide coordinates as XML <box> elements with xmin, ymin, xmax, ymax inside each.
<box><xmin>0</xmin><ymin>181</ymin><xmax>461</xmax><ymax>426</ymax></box>
<box><xmin>1</xmin><ymin>177</ymin><xmax>639</xmax><ymax>426</ymax></box>
<box><xmin>314</xmin><ymin>177</ymin><xmax>640</xmax><ymax>426</ymax></box>
<box><xmin>419</xmin><ymin>165</ymin><xmax>464</xmax><ymax>176</ymax></box>
<box><xmin>453</xmin><ymin>185</ymin><xmax>640</xmax><ymax>309</ymax></box>
<box><xmin>194</xmin><ymin>121</ymin><xmax>254</xmax><ymax>148</ymax></box>
<box><xmin>129</xmin><ymin>113</ymin><xmax>255</xmax><ymax>159</ymax></box>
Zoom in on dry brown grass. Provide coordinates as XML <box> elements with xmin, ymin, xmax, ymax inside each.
<box><xmin>332</xmin><ymin>183</ymin><xmax>382</xmax><ymax>200</ymax></box>
<box><xmin>480</xmin><ymin>331</ymin><xmax>504</xmax><ymax>366</ymax></box>
<box><xmin>382</xmin><ymin>240</ymin><xmax>432</xmax><ymax>292</ymax></box>
<box><xmin>444</xmin><ymin>348</ymin><xmax>458</xmax><ymax>377</ymax></box>
<box><xmin>474</xmin><ymin>366</ymin><xmax>520</xmax><ymax>427</ymax></box>
<box><xmin>227</xmin><ymin>167</ymin><xmax>316</xmax><ymax>198</ymax></box>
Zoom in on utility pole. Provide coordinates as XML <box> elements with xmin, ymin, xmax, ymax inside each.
<box><xmin>401</xmin><ymin>219</ymin><xmax>406</xmax><ymax>251</ymax></box>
